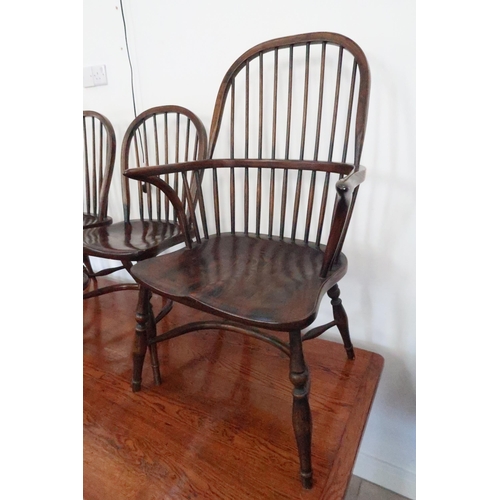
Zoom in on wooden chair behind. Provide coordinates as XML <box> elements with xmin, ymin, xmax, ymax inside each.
<box><xmin>83</xmin><ymin>105</ymin><xmax>208</xmax><ymax>306</ymax></box>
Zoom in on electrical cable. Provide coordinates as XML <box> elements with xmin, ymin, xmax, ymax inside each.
<box><xmin>119</xmin><ymin>0</ymin><xmax>145</xmax><ymax>164</ymax></box>
<box><xmin>119</xmin><ymin>0</ymin><xmax>138</xmax><ymax>118</ymax></box>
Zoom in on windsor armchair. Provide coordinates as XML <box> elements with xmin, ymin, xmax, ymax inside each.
<box><xmin>83</xmin><ymin>111</ymin><xmax>116</xmax><ymax>276</ymax></box>
<box><xmin>83</xmin><ymin>105</ymin><xmax>208</xmax><ymax>303</ymax></box>
<box><xmin>125</xmin><ymin>32</ymin><xmax>370</xmax><ymax>489</ymax></box>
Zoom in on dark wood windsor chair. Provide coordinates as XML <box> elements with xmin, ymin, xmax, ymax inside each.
<box><xmin>83</xmin><ymin>111</ymin><xmax>116</xmax><ymax>276</ymax></box>
<box><xmin>125</xmin><ymin>32</ymin><xmax>370</xmax><ymax>489</ymax></box>
<box><xmin>83</xmin><ymin>105</ymin><xmax>208</xmax><ymax>305</ymax></box>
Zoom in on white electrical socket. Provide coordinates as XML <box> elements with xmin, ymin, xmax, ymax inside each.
<box><xmin>83</xmin><ymin>65</ymin><xmax>108</xmax><ymax>88</ymax></box>
<box><xmin>92</xmin><ymin>65</ymin><xmax>107</xmax><ymax>86</ymax></box>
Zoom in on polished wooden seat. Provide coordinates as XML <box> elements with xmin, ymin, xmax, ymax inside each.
<box><xmin>83</xmin><ymin>105</ymin><xmax>207</xmax><ymax>300</ymax></box>
<box><xmin>132</xmin><ymin>233</ymin><xmax>347</xmax><ymax>330</ymax></box>
<box><xmin>83</xmin><ymin>220</ymin><xmax>180</xmax><ymax>261</ymax></box>
<box><xmin>125</xmin><ymin>33</ymin><xmax>371</xmax><ymax>490</ymax></box>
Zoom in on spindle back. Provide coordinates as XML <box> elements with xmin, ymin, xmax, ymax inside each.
<box><xmin>120</xmin><ymin>105</ymin><xmax>208</xmax><ymax>224</ymax></box>
<box><xmin>182</xmin><ymin>33</ymin><xmax>370</xmax><ymax>254</ymax></box>
<box><xmin>83</xmin><ymin>111</ymin><xmax>116</xmax><ymax>224</ymax></box>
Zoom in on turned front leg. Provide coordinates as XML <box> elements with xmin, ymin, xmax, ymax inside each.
<box><xmin>289</xmin><ymin>330</ymin><xmax>313</xmax><ymax>489</ymax></box>
<box><xmin>328</xmin><ymin>284</ymin><xmax>355</xmax><ymax>360</ymax></box>
<box><xmin>132</xmin><ymin>286</ymin><xmax>151</xmax><ymax>392</ymax></box>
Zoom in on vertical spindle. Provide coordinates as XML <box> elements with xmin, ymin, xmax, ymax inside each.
<box><xmin>316</xmin><ymin>172</ymin><xmax>330</xmax><ymax>246</ymax></box>
<box><xmin>244</xmin><ymin>166</ymin><xmax>249</xmax><ymax>235</ymax></box>
<box><xmin>184</xmin><ymin>119</ymin><xmax>191</xmax><ymax>162</ymax></box>
<box><xmin>83</xmin><ymin>117</ymin><xmax>90</xmax><ymax>213</ymax></box>
<box><xmin>143</xmin><ymin>122</ymin><xmax>152</xmax><ymax>220</ymax></box>
<box><xmin>268</xmin><ymin>168</ymin><xmax>275</xmax><ymax>238</ymax></box>
<box><xmin>91</xmin><ymin>117</ymin><xmax>97</xmax><ymax>214</ymax></box>
<box><xmin>153</xmin><ymin>115</ymin><xmax>161</xmax><ymax>220</ymax></box>
<box><xmin>291</xmin><ymin>169</ymin><xmax>302</xmax><ymax>242</ymax></box>
<box><xmin>230</xmin><ymin>81</ymin><xmax>235</xmax><ymax>159</ymax></box>
<box><xmin>99</xmin><ymin>122</ymin><xmax>104</xmax><ymax>195</ymax></box>
<box><xmin>304</xmin><ymin>170</ymin><xmax>316</xmax><ymax>244</ymax></box>
<box><xmin>134</xmin><ymin>134</ymin><xmax>144</xmax><ymax>221</ymax></box>
<box><xmin>256</xmin><ymin>167</ymin><xmax>262</xmax><ymax>236</ymax></box>
<box><xmin>230</xmin><ymin>166</ymin><xmax>235</xmax><ymax>234</ymax></box>
<box><xmin>285</xmin><ymin>46</ymin><xmax>294</xmax><ymax>160</ymax></box>
<box><xmin>300</xmin><ymin>43</ymin><xmax>310</xmax><ymax>161</ymax></box>
<box><xmin>328</xmin><ymin>47</ymin><xmax>344</xmax><ymax>162</ymax></box>
<box><xmin>195</xmin><ymin>170</ymin><xmax>208</xmax><ymax>239</ymax></box>
<box><xmin>245</xmin><ymin>61</ymin><xmax>249</xmax><ymax>159</ymax></box>
<box><xmin>342</xmin><ymin>62</ymin><xmax>358</xmax><ymax>164</ymax></box>
<box><xmin>272</xmin><ymin>48</ymin><xmax>278</xmax><ymax>160</ymax></box>
<box><xmin>244</xmin><ymin>63</ymin><xmax>250</xmax><ymax>234</ymax></box>
<box><xmin>175</xmin><ymin>114</ymin><xmax>180</xmax><ymax>220</ymax></box>
<box><xmin>164</xmin><ymin>113</ymin><xmax>170</xmax><ymax>222</ymax></box>
<box><xmin>280</xmin><ymin>168</ymin><xmax>288</xmax><ymax>240</ymax></box>
<box><xmin>314</xmin><ymin>42</ymin><xmax>327</xmax><ymax>161</ymax></box>
<box><xmin>213</xmin><ymin>168</ymin><xmax>221</xmax><ymax>236</ymax></box>
<box><xmin>258</xmin><ymin>52</ymin><xmax>263</xmax><ymax>159</ymax></box>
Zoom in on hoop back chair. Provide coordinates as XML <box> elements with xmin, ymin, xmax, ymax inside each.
<box><xmin>83</xmin><ymin>110</ymin><xmax>116</xmax><ymax>229</ymax></box>
<box><xmin>83</xmin><ymin>111</ymin><xmax>116</xmax><ymax>275</ymax></box>
<box><xmin>83</xmin><ymin>105</ymin><xmax>208</xmax><ymax>302</ymax></box>
<box><xmin>125</xmin><ymin>33</ymin><xmax>370</xmax><ymax>489</ymax></box>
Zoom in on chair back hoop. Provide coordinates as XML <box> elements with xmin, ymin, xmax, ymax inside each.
<box><xmin>120</xmin><ymin>105</ymin><xmax>208</xmax><ymax>223</ymax></box>
<box><xmin>83</xmin><ymin>110</ymin><xmax>116</xmax><ymax>221</ymax></box>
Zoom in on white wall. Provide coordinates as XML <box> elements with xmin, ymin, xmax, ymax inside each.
<box><xmin>84</xmin><ymin>1</ymin><xmax>415</xmax><ymax>497</ymax></box>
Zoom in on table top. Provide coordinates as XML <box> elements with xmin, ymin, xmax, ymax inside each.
<box><xmin>84</xmin><ymin>280</ymin><xmax>384</xmax><ymax>500</ymax></box>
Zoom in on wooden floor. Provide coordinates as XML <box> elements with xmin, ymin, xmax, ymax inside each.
<box><xmin>84</xmin><ymin>279</ymin><xmax>384</xmax><ymax>500</ymax></box>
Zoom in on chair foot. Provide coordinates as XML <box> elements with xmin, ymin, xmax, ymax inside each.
<box><xmin>301</xmin><ymin>472</ymin><xmax>313</xmax><ymax>489</ymax></box>
<box><xmin>289</xmin><ymin>330</ymin><xmax>313</xmax><ymax>489</ymax></box>
<box><xmin>328</xmin><ymin>284</ymin><xmax>355</xmax><ymax>360</ymax></box>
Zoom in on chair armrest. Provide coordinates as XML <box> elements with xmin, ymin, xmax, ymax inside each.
<box><xmin>124</xmin><ymin>167</ymin><xmax>194</xmax><ymax>247</ymax></box>
<box><xmin>124</xmin><ymin>159</ymin><xmax>356</xmax><ymax>180</ymax></box>
<box><xmin>335</xmin><ymin>165</ymin><xmax>366</xmax><ymax>195</ymax></box>
<box><xmin>321</xmin><ymin>165</ymin><xmax>367</xmax><ymax>277</ymax></box>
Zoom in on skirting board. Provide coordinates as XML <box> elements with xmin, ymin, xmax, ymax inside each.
<box><xmin>353</xmin><ymin>452</ymin><xmax>416</xmax><ymax>499</ymax></box>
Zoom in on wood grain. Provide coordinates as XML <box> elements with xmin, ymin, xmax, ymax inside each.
<box><xmin>84</xmin><ymin>280</ymin><xmax>383</xmax><ymax>499</ymax></box>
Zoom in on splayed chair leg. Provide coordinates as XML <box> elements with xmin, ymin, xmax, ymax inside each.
<box><xmin>147</xmin><ymin>299</ymin><xmax>162</xmax><ymax>385</ymax></box>
<box><xmin>328</xmin><ymin>284</ymin><xmax>355</xmax><ymax>360</ymax></box>
<box><xmin>289</xmin><ymin>330</ymin><xmax>313</xmax><ymax>489</ymax></box>
<box><xmin>132</xmin><ymin>286</ymin><xmax>151</xmax><ymax>392</ymax></box>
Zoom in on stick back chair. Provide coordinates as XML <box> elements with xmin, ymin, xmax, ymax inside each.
<box><xmin>83</xmin><ymin>111</ymin><xmax>116</xmax><ymax>275</ymax></box>
<box><xmin>125</xmin><ymin>33</ymin><xmax>370</xmax><ymax>489</ymax></box>
<box><xmin>83</xmin><ymin>105</ymin><xmax>208</xmax><ymax>303</ymax></box>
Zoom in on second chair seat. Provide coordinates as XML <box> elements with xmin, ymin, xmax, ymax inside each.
<box><xmin>83</xmin><ymin>213</ymin><xmax>113</xmax><ymax>229</ymax></box>
<box><xmin>83</xmin><ymin>220</ymin><xmax>182</xmax><ymax>261</ymax></box>
<box><xmin>130</xmin><ymin>233</ymin><xmax>348</xmax><ymax>330</ymax></box>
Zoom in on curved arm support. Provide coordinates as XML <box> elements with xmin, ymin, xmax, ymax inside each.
<box><xmin>320</xmin><ymin>165</ymin><xmax>366</xmax><ymax>277</ymax></box>
<box><xmin>123</xmin><ymin>169</ymin><xmax>193</xmax><ymax>248</ymax></box>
